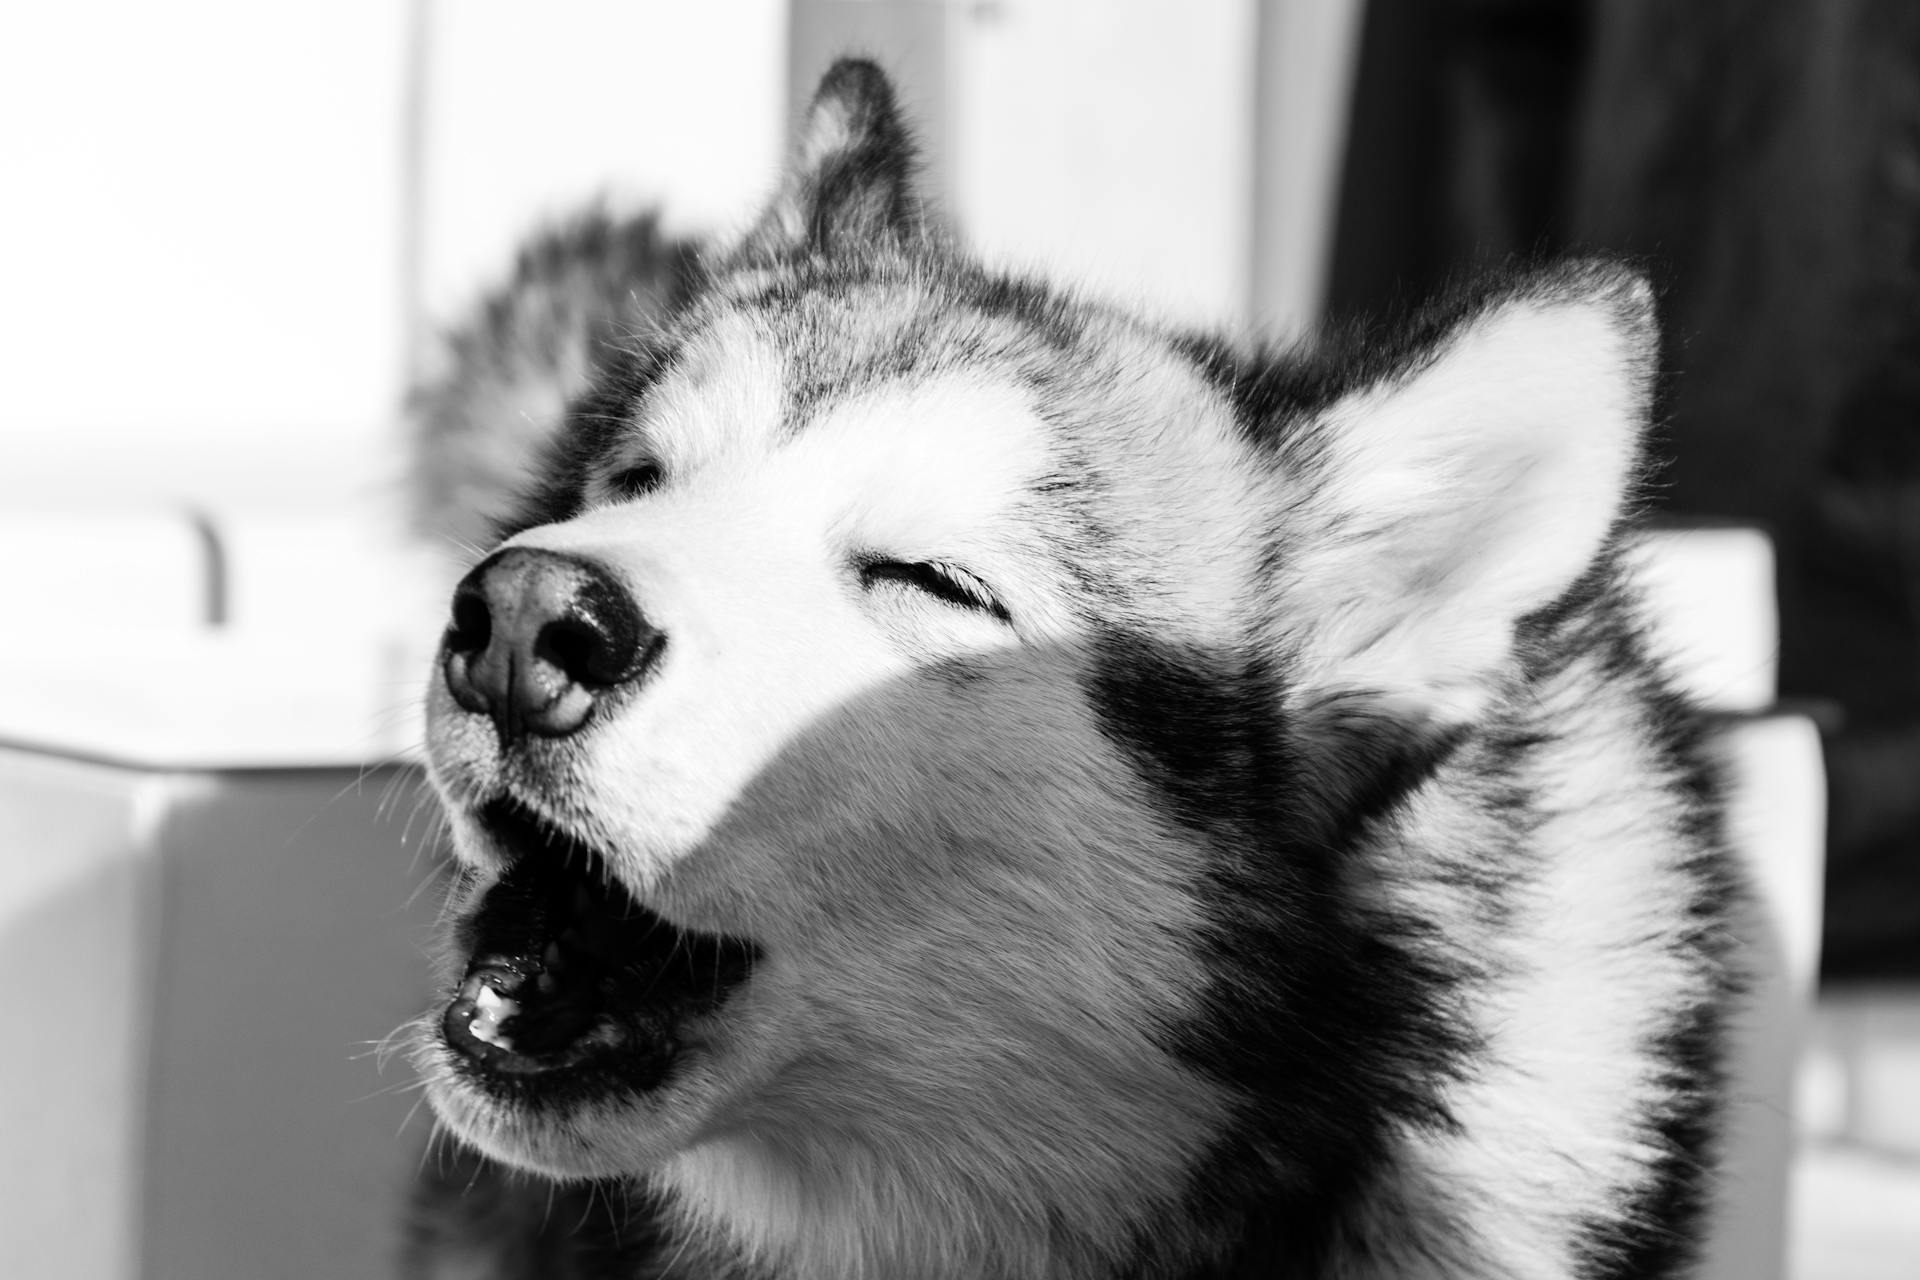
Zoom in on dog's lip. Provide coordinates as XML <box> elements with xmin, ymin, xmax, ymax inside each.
<box><xmin>467</xmin><ymin>791</ymin><xmax>597</xmax><ymax>868</ymax></box>
<box><xmin>438</xmin><ymin>796</ymin><xmax>760</xmax><ymax>1089</ymax></box>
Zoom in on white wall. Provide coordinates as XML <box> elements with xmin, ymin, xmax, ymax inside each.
<box><xmin>0</xmin><ymin>3</ymin><xmax>407</xmax><ymax>510</ymax></box>
<box><xmin>416</xmin><ymin>0</ymin><xmax>786</xmax><ymax>329</ymax></box>
<box><xmin>0</xmin><ymin>2</ymin><xmax>787</xmax><ymax>515</ymax></box>
<box><xmin>948</xmin><ymin>0</ymin><xmax>1260</xmax><ymax>326</ymax></box>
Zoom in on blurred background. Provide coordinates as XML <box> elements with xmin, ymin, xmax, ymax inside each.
<box><xmin>0</xmin><ymin>1</ymin><xmax>1912</xmax><ymax>1277</ymax></box>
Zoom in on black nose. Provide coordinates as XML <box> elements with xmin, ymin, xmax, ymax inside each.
<box><xmin>441</xmin><ymin>548</ymin><xmax>662</xmax><ymax>744</ymax></box>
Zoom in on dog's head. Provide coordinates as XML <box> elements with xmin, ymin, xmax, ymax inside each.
<box><xmin>414</xmin><ymin>59</ymin><xmax>1656</xmax><ymax>1272</ymax></box>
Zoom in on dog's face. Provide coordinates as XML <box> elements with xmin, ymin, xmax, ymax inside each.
<box><xmin>413</xmin><ymin>61</ymin><xmax>1651</xmax><ymax>1270</ymax></box>
<box><xmin>418</xmin><ymin>250</ymin><xmax>1262</xmax><ymax>1212</ymax></box>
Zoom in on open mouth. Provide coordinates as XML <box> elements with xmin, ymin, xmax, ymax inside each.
<box><xmin>440</xmin><ymin>798</ymin><xmax>758</xmax><ymax>1100</ymax></box>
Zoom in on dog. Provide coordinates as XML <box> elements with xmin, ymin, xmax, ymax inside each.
<box><xmin>402</xmin><ymin>58</ymin><xmax>1742</xmax><ymax>1280</ymax></box>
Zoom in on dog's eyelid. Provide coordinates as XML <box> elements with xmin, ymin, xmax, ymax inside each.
<box><xmin>857</xmin><ymin>556</ymin><xmax>1012</xmax><ymax>623</ymax></box>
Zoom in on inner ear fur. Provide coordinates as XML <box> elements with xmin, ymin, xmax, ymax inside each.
<box><xmin>1272</xmin><ymin>262</ymin><xmax>1659</xmax><ymax>726</ymax></box>
<box><xmin>740</xmin><ymin>58</ymin><xmax>926</xmax><ymax>261</ymax></box>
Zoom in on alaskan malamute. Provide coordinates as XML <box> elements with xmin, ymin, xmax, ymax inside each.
<box><xmin>404</xmin><ymin>59</ymin><xmax>1740</xmax><ymax>1280</ymax></box>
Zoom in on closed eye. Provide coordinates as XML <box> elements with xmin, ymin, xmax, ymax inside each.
<box><xmin>859</xmin><ymin>559</ymin><xmax>1011</xmax><ymax>623</ymax></box>
<box><xmin>611</xmin><ymin>461</ymin><xmax>664</xmax><ymax>498</ymax></box>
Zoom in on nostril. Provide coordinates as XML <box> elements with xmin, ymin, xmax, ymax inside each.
<box><xmin>533</xmin><ymin>613</ymin><xmax>663</xmax><ymax>688</ymax></box>
<box><xmin>446</xmin><ymin>586</ymin><xmax>492</xmax><ymax>656</ymax></box>
<box><xmin>536</xmin><ymin>616</ymin><xmax>619</xmax><ymax>687</ymax></box>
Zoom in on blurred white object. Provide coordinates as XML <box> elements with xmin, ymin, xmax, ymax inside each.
<box><xmin>0</xmin><ymin>511</ymin><xmax>222</xmax><ymax>633</ymax></box>
<box><xmin>1625</xmin><ymin>525</ymin><xmax>1780</xmax><ymax>713</ymax></box>
<box><xmin>1791</xmin><ymin>1142</ymin><xmax>1920</xmax><ymax>1280</ymax></box>
<box><xmin>1703</xmin><ymin>712</ymin><xmax>1827</xmax><ymax>1280</ymax></box>
<box><xmin>1802</xmin><ymin>989</ymin><xmax>1920</xmax><ymax>1157</ymax></box>
<box><xmin>0</xmin><ymin>502</ymin><xmax>441</xmax><ymax>767</ymax></box>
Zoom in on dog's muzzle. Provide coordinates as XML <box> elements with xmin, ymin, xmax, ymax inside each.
<box><xmin>441</xmin><ymin>547</ymin><xmax>663</xmax><ymax>744</ymax></box>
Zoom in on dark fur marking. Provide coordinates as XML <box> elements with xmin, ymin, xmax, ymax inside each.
<box><xmin>1569</xmin><ymin>996</ymin><xmax>1728</xmax><ymax>1280</ymax></box>
<box><xmin>1087</xmin><ymin>633</ymin><xmax>1477</xmax><ymax>1277</ymax></box>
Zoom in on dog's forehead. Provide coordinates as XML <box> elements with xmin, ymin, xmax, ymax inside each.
<box><xmin>629</xmin><ymin>282</ymin><xmax>1052</xmax><ymax>487</ymax></box>
<box><xmin>630</xmin><ymin>311</ymin><xmax>1050</xmax><ymax>521</ymax></box>
<box><xmin>639</xmin><ymin>276</ymin><xmax>1246</xmax><ymax>490</ymax></box>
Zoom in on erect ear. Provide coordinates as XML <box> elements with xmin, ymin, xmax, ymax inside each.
<box><xmin>739</xmin><ymin>58</ymin><xmax>925</xmax><ymax>260</ymax></box>
<box><xmin>1274</xmin><ymin>263</ymin><xmax>1657</xmax><ymax>726</ymax></box>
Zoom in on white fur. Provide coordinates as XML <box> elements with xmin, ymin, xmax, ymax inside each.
<box><xmin>1276</xmin><ymin>289</ymin><xmax>1651</xmax><ymax>724</ymax></box>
